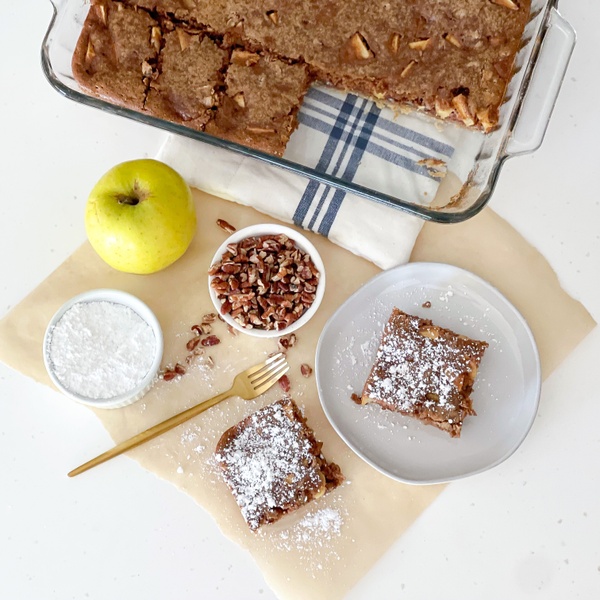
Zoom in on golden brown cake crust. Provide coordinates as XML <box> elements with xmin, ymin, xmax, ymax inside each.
<box><xmin>230</xmin><ymin>0</ymin><xmax>531</xmax><ymax>131</ymax></box>
<box><xmin>72</xmin><ymin>0</ymin><xmax>532</xmax><ymax>153</ymax></box>
<box><xmin>360</xmin><ymin>308</ymin><xmax>488</xmax><ymax>437</ymax></box>
<box><xmin>215</xmin><ymin>397</ymin><xmax>344</xmax><ymax>531</ymax></box>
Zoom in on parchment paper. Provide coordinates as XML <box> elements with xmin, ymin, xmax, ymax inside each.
<box><xmin>0</xmin><ymin>190</ymin><xmax>594</xmax><ymax>600</ymax></box>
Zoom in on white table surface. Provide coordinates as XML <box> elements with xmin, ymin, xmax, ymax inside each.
<box><xmin>2</xmin><ymin>2</ymin><xmax>599</xmax><ymax>599</ymax></box>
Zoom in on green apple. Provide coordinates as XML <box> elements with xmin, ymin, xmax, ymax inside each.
<box><xmin>85</xmin><ymin>159</ymin><xmax>196</xmax><ymax>274</ymax></box>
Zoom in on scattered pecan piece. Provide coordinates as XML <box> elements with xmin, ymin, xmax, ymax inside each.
<box><xmin>216</xmin><ymin>219</ymin><xmax>236</xmax><ymax>234</ymax></box>
<box><xmin>185</xmin><ymin>348</ymin><xmax>204</xmax><ymax>364</ymax></box>
<box><xmin>192</xmin><ymin>323</ymin><xmax>212</xmax><ymax>336</ymax></box>
<box><xmin>186</xmin><ymin>336</ymin><xmax>202</xmax><ymax>351</ymax></box>
<box><xmin>279</xmin><ymin>374</ymin><xmax>291</xmax><ymax>392</ymax></box>
<box><xmin>278</xmin><ymin>333</ymin><xmax>297</xmax><ymax>352</ymax></box>
<box><xmin>300</xmin><ymin>364</ymin><xmax>313</xmax><ymax>378</ymax></box>
<box><xmin>161</xmin><ymin>362</ymin><xmax>186</xmax><ymax>381</ymax></box>
<box><xmin>201</xmin><ymin>335</ymin><xmax>221</xmax><ymax>347</ymax></box>
<box><xmin>350</xmin><ymin>392</ymin><xmax>362</xmax><ymax>405</ymax></box>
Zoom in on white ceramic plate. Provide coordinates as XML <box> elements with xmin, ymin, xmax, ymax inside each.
<box><xmin>315</xmin><ymin>262</ymin><xmax>541</xmax><ymax>485</ymax></box>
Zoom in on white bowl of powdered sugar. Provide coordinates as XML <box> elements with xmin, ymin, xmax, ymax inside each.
<box><xmin>43</xmin><ymin>289</ymin><xmax>163</xmax><ymax>409</ymax></box>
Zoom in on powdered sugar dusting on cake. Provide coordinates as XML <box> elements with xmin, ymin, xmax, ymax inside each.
<box><xmin>363</xmin><ymin>309</ymin><xmax>486</xmax><ymax>417</ymax></box>
<box><xmin>215</xmin><ymin>399</ymin><xmax>325</xmax><ymax>530</ymax></box>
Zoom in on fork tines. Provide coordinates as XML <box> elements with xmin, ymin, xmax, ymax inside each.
<box><xmin>250</xmin><ymin>353</ymin><xmax>288</xmax><ymax>389</ymax></box>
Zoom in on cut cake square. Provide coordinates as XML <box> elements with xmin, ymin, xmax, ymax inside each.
<box><xmin>145</xmin><ymin>28</ymin><xmax>228</xmax><ymax>130</ymax></box>
<box><xmin>71</xmin><ymin>0</ymin><xmax>159</xmax><ymax>111</ymax></box>
<box><xmin>206</xmin><ymin>51</ymin><xmax>312</xmax><ymax>156</ymax></box>
<box><xmin>360</xmin><ymin>308</ymin><xmax>488</xmax><ymax>437</ymax></box>
<box><xmin>215</xmin><ymin>397</ymin><xmax>344</xmax><ymax>531</ymax></box>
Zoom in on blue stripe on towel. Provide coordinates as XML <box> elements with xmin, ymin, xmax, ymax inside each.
<box><xmin>305</xmin><ymin>86</ymin><xmax>344</xmax><ymax>110</ymax></box>
<box><xmin>301</xmin><ymin>101</ymin><xmax>341</xmax><ymax>125</ymax></box>
<box><xmin>365</xmin><ymin>141</ymin><xmax>431</xmax><ymax>176</ymax></box>
<box><xmin>308</xmin><ymin>96</ymin><xmax>368</xmax><ymax>231</ymax></box>
<box><xmin>374</xmin><ymin>118</ymin><xmax>454</xmax><ymax>157</ymax></box>
<box><xmin>319</xmin><ymin>102</ymin><xmax>381</xmax><ymax>235</ymax></box>
<box><xmin>297</xmin><ymin>112</ymin><xmax>333</xmax><ymax>136</ymax></box>
<box><xmin>293</xmin><ymin>94</ymin><xmax>359</xmax><ymax>226</ymax></box>
<box><xmin>369</xmin><ymin>130</ymin><xmax>436</xmax><ymax>161</ymax></box>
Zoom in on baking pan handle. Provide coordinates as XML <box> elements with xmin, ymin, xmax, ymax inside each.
<box><xmin>506</xmin><ymin>8</ymin><xmax>576</xmax><ymax>156</ymax></box>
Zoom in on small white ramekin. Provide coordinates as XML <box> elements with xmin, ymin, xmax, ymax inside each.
<box><xmin>43</xmin><ymin>289</ymin><xmax>164</xmax><ymax>409</ymax></box>
<box><xmin>208</xmin><ymin>224</ymin><xmax>326</xmax><ymax>338</ymax></box>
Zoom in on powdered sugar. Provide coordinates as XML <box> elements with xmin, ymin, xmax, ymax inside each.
<box><xmin>47</xmin><ymin>300</ymin><xmax>156</xmax><ymax>400</ymax></box>
<box><xmin>294</xmin><ymin>508</ymin><xmax>343</xmax><ymax>546</ymax></box>
<box><xmin>262</xmin><ymin>498</ymin><xmax>349</xmax><ymax>577</ymax></box>
<box><xmin>181</xmin><ymin>425</ymin><xmax>206</xmax><ymax>455</ymax></box>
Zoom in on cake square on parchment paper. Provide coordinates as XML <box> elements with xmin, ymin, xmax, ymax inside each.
<box><xmin>215</xmin><ymin>397</ymin><xmax>344</xmax><ymax>530</ymax></box>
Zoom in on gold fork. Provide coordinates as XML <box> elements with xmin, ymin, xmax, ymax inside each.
<box><xmin>68</xmin><ymin>352</ymin><xmax>289</xmax><ymax>478</ymax></box>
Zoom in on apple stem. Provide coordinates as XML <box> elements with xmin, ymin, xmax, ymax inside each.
<box><xmin>117</xmin><ymin>196</ymin><xmax>139</xmax><ymax>206</ymax></box>
<box><xmin>116</xmin><ymin>182</ymin><xmax>148</xmax><ymax>206</ymax></box>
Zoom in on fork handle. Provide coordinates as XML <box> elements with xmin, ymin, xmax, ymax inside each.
<box><xmin>68</xmin><ymin>388</ymin><xmax>233</xmax><ymax>478</ymax></box>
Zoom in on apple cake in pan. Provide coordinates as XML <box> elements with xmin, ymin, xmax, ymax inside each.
<box><xmin>72</xmin><ymin>0</ymin><xmax>530</xmax><ymax>156</ymax></box>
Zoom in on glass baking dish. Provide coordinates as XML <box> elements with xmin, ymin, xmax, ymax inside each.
<box><xmin>41</xmin><ymin>0</ymin><xmax>575</xmax><ymax>223</ymax></box>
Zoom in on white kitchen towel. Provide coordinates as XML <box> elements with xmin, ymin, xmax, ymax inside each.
<box><xmin>157</xmin><ymin>84</ymin><xmax>468</xmax><ymax>269</ymax></box>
